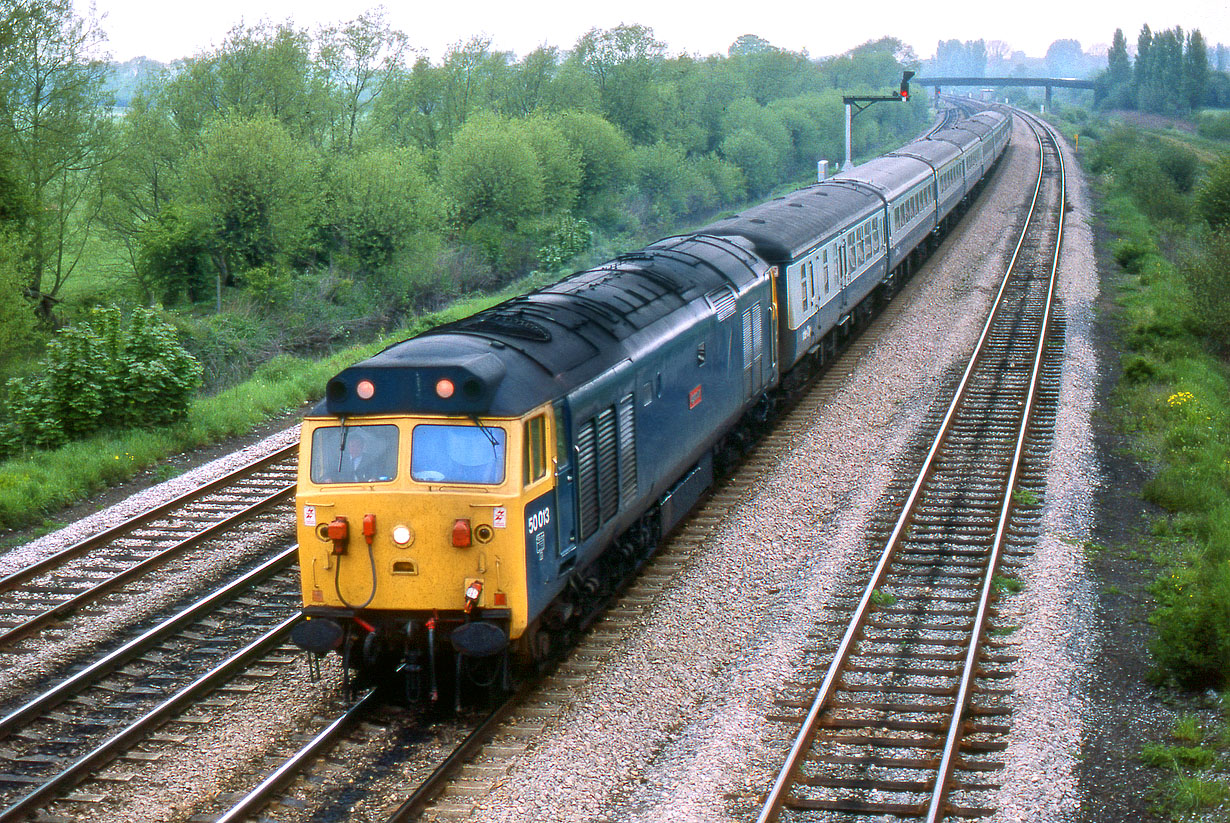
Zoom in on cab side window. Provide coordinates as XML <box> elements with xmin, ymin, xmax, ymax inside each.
<box><xmin>524</xmin><ymin>415</ymin><xmax>548</xmax><ymax>486</ymax></box>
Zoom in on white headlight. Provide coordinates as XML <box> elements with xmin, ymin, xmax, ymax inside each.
<box><xmin>392</xmin><ymin>525</ymin><xmax>413</xmax><ymax>546</ymax></box>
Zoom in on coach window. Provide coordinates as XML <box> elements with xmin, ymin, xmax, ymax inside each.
<box><xmin>523</xmin><ymin>414</ymin><xmax>548</xmax><ymax>486</ymax></box>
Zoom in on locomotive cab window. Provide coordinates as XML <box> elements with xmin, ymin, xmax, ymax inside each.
<box><xmin>523</xmin><ymin>415</ymin><xmax>548</xmax><ymax>486</ymax></box>
<box><xmin>311</xmin><ymin>424</ymin><xmax>399</xmax><ymax>484</ymax></box>
<box><xmin>411</xmin><ymin>423</ymin><xmax>506</xmax><ymax>485</ymax></box>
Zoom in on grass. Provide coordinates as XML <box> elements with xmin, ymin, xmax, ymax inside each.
<box><xmin>992</xmin><ymin>575</ymin><xmax>1023</xmax><ymax>595</ymax></box>
<box><xmin>1011</xmin><ymin>486</ymin><xmax>1040</xmax><ymax>507</ymax></box>
<box><xmin>869</xmin><ymin>589</ymin><xmax>897</xmax><ymax>607</ymax></box>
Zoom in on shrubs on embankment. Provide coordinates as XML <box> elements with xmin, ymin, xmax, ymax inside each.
<box><xmin>1088</xmin><ymin>125</ymin><xmax>1230</xmax><ymax>690</ymax></box>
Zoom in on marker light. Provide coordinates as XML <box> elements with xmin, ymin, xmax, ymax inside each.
<box><xmin>435</xmin><ymin>378</ymin><xmax>455</xmax><ymax>399</ymax></box>
<box><xmin>392</xmin><ymin>524</ymin><xmax>413</xmax><ymax>546</ymax></box>
<box><xmin>356</xmin><ymin>379</ymin><xmax>375</xmax><ymax>399</ymax></box>
<box><xmin>452</xmin><ymin>519</ymin><xmax>472</xmax><ymax>548</ymax></box>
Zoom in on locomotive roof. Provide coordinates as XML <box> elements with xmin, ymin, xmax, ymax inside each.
<box><xmin>698</xmin><ymin>182</ymin><xmax>881</xmax><ymax>261</ymax></box>
<box><xmin>316</xmin><ymin>234</ymin><xmax>769</xmax><ymax>418</ymax></box>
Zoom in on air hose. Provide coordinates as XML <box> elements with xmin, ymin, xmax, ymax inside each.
<box><xmin>334</xmin><ymin>538</ymin><xmax>378</xmax><ymax>610</ymax></box>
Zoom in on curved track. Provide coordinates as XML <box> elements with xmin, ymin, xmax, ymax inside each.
<box><xmin>756</xmin><ymin>109</ymin><xmax>1067</xmax><ymax>822</ymax></box>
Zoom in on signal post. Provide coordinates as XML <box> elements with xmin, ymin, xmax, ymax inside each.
<box><xmin>843</xmin><ymin>71</ymin><xmax>914</xmax><ymax>169</ymax></box>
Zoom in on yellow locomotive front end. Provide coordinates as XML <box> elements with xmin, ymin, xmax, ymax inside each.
<box><xmin>291</xmin><ymin>402</ymin><xmax>557</xmax><ymax>701</ymax></box>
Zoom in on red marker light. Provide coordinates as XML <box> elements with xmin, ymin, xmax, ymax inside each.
<box><xmin>357</xmin><ymin>379</ymin><xmax>375</xmax><ymax>399</ymax></box>
<box><xmin>435</xmin><ymin>378</ymin><xmax>455</xmax><ymax>399</ymax></box>
<box><xmin>452</xmin><ymin>519</ymin><xmax>472</xmax><ymax>547</ymax></box>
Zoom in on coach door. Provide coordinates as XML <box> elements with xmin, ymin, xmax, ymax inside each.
<box><xmin>836</xmin><ymin>238</ymin><xmax>850</xmax><ymax>311</ymax></box>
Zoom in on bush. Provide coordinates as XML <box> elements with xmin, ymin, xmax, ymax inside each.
<box><xmin>1149</xmin><ymin>558</ymin><xmax>1230</xmax><ymax>687</ymax></box>
<box><xmin>1197</xmin><ymin>156</ymin><xmax>1230</xmax><ymax>232</ymax></box>
<box><xmin>1113</xmin><ymin>237</ymin><xmax>1156</xmax><ymax>272</ymax></box>
<box><xmin>1181</xmin><ymin>231</ymin><xmax>1230</xmax><ymax>348</ymax></box>
<box><xmin>1122</xmin><ymin>353</ymin><xmax>1160</xmax><ymax>383</ymax></box>
<box><xmin>1157</xmin><ymin>145</ymin><xmax>1200</xmax><ymax>194</ymax></box>
<box><xmin>0</xmin><ymin>306</ymin><xmax>203</xmax><ymax>452</ymax></box>
<box><xmin>1196</xmin><ymin>111</ymin><xmax>1230</xmax><ymax>141</ymax></box>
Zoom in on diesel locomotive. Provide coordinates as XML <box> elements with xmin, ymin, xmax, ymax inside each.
<box><xmin>290</xmin><ymin>107</ymin><xmax>1012</xmax><ymax>701</ymax></box>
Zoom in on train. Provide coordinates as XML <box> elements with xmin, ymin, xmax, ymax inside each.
<box><xmin>289</xmin><ymin>105</ymin><xmax>1012</xmax><ymax>703</ymax></box>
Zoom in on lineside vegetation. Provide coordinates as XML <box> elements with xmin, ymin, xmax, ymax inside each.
<box><xmin>1071</xmin><ymin>103</ymin><xmax>1230</xmax><ymax>816</ymax></box>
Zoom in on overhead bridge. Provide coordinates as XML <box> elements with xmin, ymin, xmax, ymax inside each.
<box><xmin>917</xmin><ymin>76</ymin><xmax>1095</xmax><ymax>106</ymax></box>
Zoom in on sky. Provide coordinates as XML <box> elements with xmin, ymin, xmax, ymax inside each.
<box><xmin>78</xmin><ymin>0</ymin><xmax>1230</xmax><ymax>65</ymax></box>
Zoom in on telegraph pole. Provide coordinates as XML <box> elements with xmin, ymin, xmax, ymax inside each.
<box><xmin>843</xmin><ymin>71</ymin><xmax>914</xmax><ymax>169</ymax></box>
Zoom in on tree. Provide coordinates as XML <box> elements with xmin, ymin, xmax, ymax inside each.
<box><xmin>0</xmin><ymin>0</ymin><xmax>111</xmax><ymax>320</ymax></box>
<box><xmin>571</xmin><ymin>25</ymin><xmax>668</xmax><ymax>143</ymax></box>
<box><xmin>157</xmin><ymin>21</ymin><xmax>329</xmax><ymax>146</ymax></box>
<box><xmin>318</xmin><ymin>9</ymin><xmax>411</xmax><ymax>151</ymax></box>
<box><xmin>439</xmin><ymin>113</ymin><xmax>544</xmax><ymax>230</ymax></box>
<box><xmin>1184</xmin><ymin>30</ymin><xmax>1209</xmax><ymax>112</ymax></box>
<box><xmin>1045</xmin><ymin>40</ymin><xmax>1085</xmax><ymax>78</ymax></box>
<box><xmin>181</xmin><ymin>115</ymin><xmax>321</xmax><ymax>309</ymax></box>
<box><xmin>438</xmin><ymin>37</ymin><xmax>511</xmax><ymax>138</ymax></box>
<box><xmin>326</xmin><ymin>146</ymin><xmax>444</xmax><ymax>271</ymax></box>
<box><xmin>553</xmin><ymin>110</ymin><xmax>635</xmax><ymax>212</ymax></box>
<box><xmin>508</xmin><ymin>46</ymin><xmax>561</xmax><ymax>116</ymax></box>
<box><xmin>933</xmin><ymin>40</ymin><xmax>987</xmax><ymax>76</ymax></box>
<box><xmin>729</xmin><ymin>34</ymin><xmax>775</xmax><ymax>57</ymax></box>
<box><xmin>98</xmin><ymin>87</ymin><xmax>187</xmax><ymax>301</ymax></box>
<box><xmin>371</xmin><ymin>56</ymin><xmax>447</xmax><ymax>149</ymax></box>
<box><xmin>520</xmin><ymin>116</ymin><xmax>582</xmax><ymax>214</ymax></box>
<box><xmin>1108</xmin><ymin>30</ymin><xmax>1131</xmax><ymax>87</ymax></box>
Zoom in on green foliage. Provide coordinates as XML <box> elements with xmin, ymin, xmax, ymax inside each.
<box><xmin>1173</xmin><ymin>713</ymin><xmax>1204</xmax><ymax>743</ymax></box>
<box><xmin>183</xmin><ymin>115</ymin><xmax>321</xmax><ymax>280</ymax></box>
<box><xmin>536</xmin><ymin>216</ymin><xmax>592</xmax><ymax>271</ymax></box>
<box><xmin>1090</xmin><ymin>128</ymin><xmax>1191</xmax><ymax>223</ymax></box>
<box><xmin>0</xmin><ymin>229</ymin><xmax>34</xmax><ymax>355</ymax></box>
<box><xmin>0</xmin><ymin>0</ymin><xmax>110</xmax><ymax>318</ymax></box>
<box><xmin>1196</xmin><ymin>156</ymin><xmax>1230</xmax><ymax>232</ymax></box>
<box><xmin>1157</xmin><ymin>145</ymin><xmax>1199</xmax><ymax>194</ymax></box>
<box><xmin>1112</xmin><ymin>236</ymin><xmax>1156</xmax><ymax>273</ymax></box>
<box><xmin>1196</xmin><ymin>111</ymin><xmax>1230</xmax><ymax>141</ymax></box>
<box><xmin>1180</xmin><ymin>231</ymin><xmax>1230</xmax><ymax>348</ymax></box>
<box><xmin>440</xmin><ymin>113</ymin><xmax>545</xmax><ymax>231</ymax></box>
<box><xmin>1151</xmin><ymin>538</ymin><xmax>1230</xmax><ymax>688</ymax></box>
<box><xmin>1122</xmin><ymin>353</ymin><xmax>1160</xmax><ymax>384</ymax></box>
<box><xmin>0</xmin><ymin>306</ymin><xmax>202</xmax><ymax>452</ymax></box>
<box><xmin>553</xmin><ymin>110</ymin><xmax>636</xmax><ymax>212</ymax></box>
<box><xmin>869</xmin><ymin>589</ymin><xmax>897</xmax><ymax>607</ymax></box>
<box><xmin>136</xmin><ymin>202</ymin><xmax>212</xmax><ymax>304</ymax></box>
<box><xmin>520</xmin><ymin>116</ymin><xmax>583</xmax><ymax>215</ymax></box>
<box><xmin>325</xmin><ymin>145</ymin><xmax>444</xmax><ymax>272</ymax></box>
<box><xmin>1141</xmin><ymin>742</ymin><xmax>1216</xmax><ymax>770</ymax></box>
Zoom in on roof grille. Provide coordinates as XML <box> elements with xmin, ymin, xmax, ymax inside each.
<box><xmin>465</xmin><ymin>315</ymin><xmax>551</xmax><ymax>342</ymax></box>
<box><xmin>706</xmin><ymin>288</ymin><xmax>738</xmax><ymax>321</ymax></box>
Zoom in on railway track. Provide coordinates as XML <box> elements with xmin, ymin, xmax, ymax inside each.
<box><xmin>0</xmin><ymin>549</ymin><xmax>302</xmax><ymax>821</ymax></box>
<box><xmin>755</xmin><ymin>108</ymin><xmax>1066</xmax><ymax>822</ymax></box>
<box><xmin>0</xmin><ymin>444</ymin><xmax>297</xmax><ymax>650</ymax></box>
